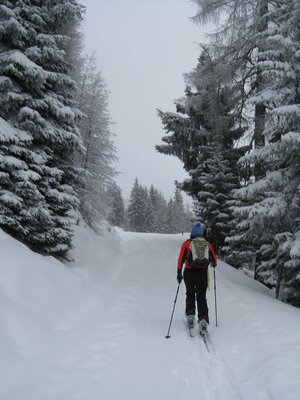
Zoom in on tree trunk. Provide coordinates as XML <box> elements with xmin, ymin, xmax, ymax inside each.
<box><xmin>254</xmin><ymin>0</ymin><xmax>268</xmax><ymax>165</ymax></box>
<box><xmin>276</xmin><ymin>262</ymin><xmax>284</xmax><ymax>300</ymax></box>
<box><xmin>254</xmin><ymin>0</ymin><xmax>268</xmax><ymax>279</ymax></box>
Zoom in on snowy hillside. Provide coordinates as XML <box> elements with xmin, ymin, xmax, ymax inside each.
<box><xmin>0</xmin><ymin>224</ymin><xmax>299</xmax><ymax>400</ymax></box>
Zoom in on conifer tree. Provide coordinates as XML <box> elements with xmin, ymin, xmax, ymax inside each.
<box><xmin>75</xmin><ymin>54</ymin><xmax>116</xmax><ymax>227</ymax></box>
<box><xmin>192</xmin><ymin>0</ymin><xmax>300</xmax><ymax>306</ymax></box>
<box><xmin>157</xmin><ymin>47</ymin><xmax>244</xmax><ymax>249</ymax></box>
<box><xmin>107</xmin><ymin>182</ymin><xmax>125</xmax><ymax>228</ymax></box>
<box><xmin>148</xmin><ymin>185</ymin><xmax>169</xmax><ymax>233</ymax></box>
<box><xmin>126</xmin><ymin>179</ymin><xmax>150</xmax><ymax>232</ymax></box>
<box><xmin>126</xmin><ymin>181</ymin><xmax>193</xmax><ymax>234</ymax></box>
<box><xmin>172</xmin><ymin>188</ymin><xmax>186</xmax><ymax>233</ymax></box>
<box><xmin>0</xmin><ymin>0</ymin><xmax>85</xmax><ymax>255</ymax></box>
<box><xmin>183</xmin><ymin>203</ymin><xmax>194</xmax><ymax>232</ymax></box>
<box><xmin>230</xmin><ymin>0</ymin><xmax>300</xmax><ymax>303</ymax></box>
<box><xmin>166</xmin><ymin>199</ymin><xmax>177</xmax><ymax>234</ymax></box>
<box><xmin>142</xmin><ymin>185</ymin><xmax>154</xmax><ymax>232</ymax></box>
<box><xmin>162</xmin><ymin>189</ymin><xmax>192</xmax><ymax>234</ymax></box>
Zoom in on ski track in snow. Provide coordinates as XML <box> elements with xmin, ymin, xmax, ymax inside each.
<box><xmin>1</xmin><ymin>229</ymin><xmax>300</xmax><ymax>400</ymax></box>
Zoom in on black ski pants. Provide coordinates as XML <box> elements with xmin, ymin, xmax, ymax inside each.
<box><xmin>183</xmin><ymin>268</ymin><xmax>209</xmax><ymax>323</ymax></box>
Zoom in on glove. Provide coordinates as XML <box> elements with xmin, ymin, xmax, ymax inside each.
<box><xmin>177</xmin><ymin>269</ymin><xmax>183</xmax><ymax>284</ymax></box>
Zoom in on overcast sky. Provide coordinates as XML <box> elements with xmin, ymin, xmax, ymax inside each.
<box><xmin>81</xmin><ymin>0</ymin><xmax>206</xmax><ymax>202</ymax></box>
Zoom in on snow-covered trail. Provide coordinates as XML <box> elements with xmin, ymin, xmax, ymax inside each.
<box><xmin>1</xmin><ymin>229</ymin><xmax>300</xmax><ymax>400</ymax></box>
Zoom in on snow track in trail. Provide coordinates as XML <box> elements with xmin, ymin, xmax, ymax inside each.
<box><xmin>2</xmin><ymin>228</ymin><xmax>300</xmax><ymax>400</ymax></box>
<box><xmin>109</xmin><ymin>231</ymin><xmax>243</xmax><ymax>400</ymax></box>
<box><xmin>180</xmin><ymin>318</ymin><xmax>243</xmax><ymax>400</ymax></box>
<box><xmin>73</xmin><ymin>231</ymin><xmax>243</xmax><ymax>400</ymax></box>
<box><xmin>194</xmin><ymin>336</ymin><xmax>243</xmax><ymax>400</ymax></box>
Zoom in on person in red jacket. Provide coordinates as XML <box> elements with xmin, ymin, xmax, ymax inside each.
<box><xmin>177</xmin><ymin>222</ymin><xmax>217</xmax><ymax>333</ymax></box>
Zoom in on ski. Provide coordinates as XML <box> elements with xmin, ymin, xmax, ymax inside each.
<box><xmin>183</xmin><ymin>318</ymin><xmax>195</xmax><ymax>337</ymax></box>
<box><xmin>199</xmin><ymin>332</ymin><xmax>210</xmax><ymax>352</ymax></box>
<box><xmin>184</xmin><ymin>318</ymin><xmax>211</xmax><ymax>352</ymax></box>
<box><xmin>188</xmin><ymin>327</ymin><xmax>195</xmax><ymax>337</ymax></box>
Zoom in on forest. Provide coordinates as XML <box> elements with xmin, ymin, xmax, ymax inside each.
<box><xmin>157</xmin><ymin>0</ymin><xmax>300</xmax><ymax>306</ymax></box>
<box><xmin>0</xmin><ymin>0</ymin><xmax>299</xmax><ymax>307</ymax></box>
<box><xmin>0</xmin><ymin>1</ymin><xmax>117</xmax><ymax>254</ymax></box>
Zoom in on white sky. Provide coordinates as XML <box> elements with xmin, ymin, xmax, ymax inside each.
<box><xmin>81</xmin><ymin>0</ymin><xmax>205</xmax><ymax>202</ymax></box>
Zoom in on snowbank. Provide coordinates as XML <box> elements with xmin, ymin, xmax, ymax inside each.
<box><xmin>0</xmin><ymin>229</ymin><xmax>82</xmax><ymax>347</ymax></box>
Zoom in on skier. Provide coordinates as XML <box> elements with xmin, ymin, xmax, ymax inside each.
<box><xmin>177</xmin><ymin>222</ymin><xmax>217</xmax><ymax>334</ymax></box>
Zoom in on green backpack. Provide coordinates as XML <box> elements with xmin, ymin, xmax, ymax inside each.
<box><xmin>190</xmin><ymin>237</ymin><xmax>209</xmax><ymax>268</ymax></box>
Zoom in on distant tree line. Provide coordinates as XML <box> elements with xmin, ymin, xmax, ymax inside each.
<box><xmin>107</xmin><ymin>178</ymin><xmax>193</xmax><ymax>234</ymax></box>
<box><xmin>157</xmin><ymin>0</ymin><xmax>300</xmax><ymax>307</ymax></box>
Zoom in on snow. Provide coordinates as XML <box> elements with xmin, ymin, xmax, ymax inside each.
<box><xmin>283</xmin><ymin>131</ymin><xmax>300</xmax><ymax>143</ymax></box>
<box><xmin>0</xmin><ymin>117</ymin><xmax>31</xmax><ymax>142</ymax></box>
<box><xmin>0</xmin><ymin>190</ymin><xmax>23</xmax><ymax>207</ymax></box>
<box><xmin>290</xmin><ymin>231</ymin><xmax>300</xmax><ymax>258</ymax></box>
<box><xmin>0</xmin><ymin>4</ymin><xmax>14</xmax><ymax>18</ymax></box>
<box><xmin>1</xmin><ymin>50</ymin><xmax>43</xmax><ymax>74</ymax></box>
<box><xmin>0</xmin><ymin>224</ymin><xmax>300</xmax><ymax>400</ymax></box>
<box><xmin>14</xmin><ymin>169</ymin><xmax>41</xmax><ymax>182</ymax></box>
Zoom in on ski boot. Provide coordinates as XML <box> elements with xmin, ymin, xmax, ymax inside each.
<box><xmin>198</xmin><ymin>319</ymin><xmax>208</xmax><ymax>335</ymax></box>
<box><xmin>187</xmin><ymin>315</ymin><xmax>195</xmax><ymax>329</ymax></box>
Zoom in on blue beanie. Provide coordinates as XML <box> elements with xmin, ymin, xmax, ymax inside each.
<box><xmin>191</xmin><ymin>222</ymin><xmax>205</xmax><ymax>238</ymax></box>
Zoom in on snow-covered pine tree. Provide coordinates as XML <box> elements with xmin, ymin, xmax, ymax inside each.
<box><xmin>0</xmin><ymin>0</ymin><xmax>85</xmax><ymax>255</ymax></box>
<box><xmin>172</xmin><ymin>188</ymin><xmax>186</xmax><ymax>233</ymax></box>
<box><xmin>75</xmin><ymin>54</ymin><xmax>117</xmax><ymax>228</ymax></box>
<box><xmin>126</xmin><ymin>179</ymin><xmax>152</xmax><ymax>232</ymax></box>
<box><xmin>148</xmin><ymin>185</ymin><xmax>168</xmax><ymax>233</ymax></box>
<box><xmin>107</xmin><ymin>182</ymin><xmax>125</xmax><ymax>228</ymax></box>
<box><xmin>157</xmin><ymin>47</ymin><xmax>244</xmax><ymax>249</ymax></box>
<box><xmin>142</xmin><ymin>185</ymin><xmax>154</xmax><ymax>232</ymax></box>
<box><xmin>183</xmin><ymin>203</ymin><xmax>194</xmax><ymax>233</ymax></box>
<box><xmin>164</xmin><ymin>190</ymin><xmax>191</xmax><ymax>234</ymax></box>
<box><xmin>187</xmin><ymin>0</ymin><xmax>268</xmax><ymax>264</ymax></box>
<box><xmin>0</xmin><ymin>117</ymin><xmax>34</xmax><ymax>236</ymax></box>
<box><xmin>231</xmin><ymin>0</ymin><xmax>300</xmax><ymax>304</ymax></box>
<box><xmin>194</xmin><ymin>0</ymin><xmax>300</xmax><ymax>305</ymax></box>
<box><xmin>165</xmin><ymin>198</ymin><xmax>177</xmax><ymax>234</ymax></box>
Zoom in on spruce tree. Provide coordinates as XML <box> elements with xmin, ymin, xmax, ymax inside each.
<box><xmin>148</xmin><ymin>185</ymin><xmax>168</xmax><ymax>233</ymax></box>
<box><xmin>165</xmin><ymin>199</ymin><xmax>177</xmax><ymax>234</ymax></box>
<box><xmin>0</xmin><ymin>0</ymin><xmax>85</xmax><ymax>255</ymax></box>
<box><xmin>172</xmin><ymin>188</ymin><xmax>186</xmax><ymax>233</ymax></box>
<box><xmin>107</xmin><ymin>182</ymin><xmax>125</xmax><ymax>228</ymax></box>
<box><xmin>183</xmin><ymin>203</ymin><xmax>194</xmax><ymax>233</ymax></box>
<box><xmin>157</xmin><ymin>47</ymin><xmax>244</xmax><ymax>249</ymax></box>
<box><xmin>231</xmin><ymin>0</ymin><xmax>300</xmax><ymax>303</ymax></box>
<box><xmin>192</xmin><ymin>0</ymin><xmax>300</xmax><ymax>305</ymax></box>
<box><xmin>126</xmin><ymin>179</ymin><xmax>149</xmax><ymax>232</ymax></box>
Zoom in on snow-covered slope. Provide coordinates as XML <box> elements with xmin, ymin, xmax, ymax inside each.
<box><xmin>0</xmin><ymin>224</ymin><xmax>299</xmax><ymax>400</ymax></box>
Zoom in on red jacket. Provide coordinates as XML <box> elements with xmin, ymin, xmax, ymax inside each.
<box><xmin>177</xmin><ymin>238</ymin><xmax>217</xmax><ymax>270</ymax></box>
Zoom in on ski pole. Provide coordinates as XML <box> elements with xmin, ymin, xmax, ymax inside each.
<box><xmin>165</xmin><ymin>283</ymin><xmax>181</xmax><ymax>339</ymax></box>
<box><xmin>213</xmin><ymin>267</ymin><xmax>218</xmax><ymax>327</ymax></box>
